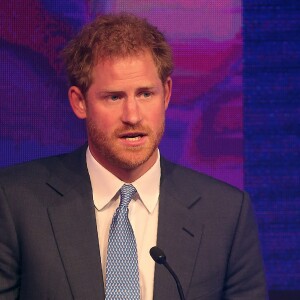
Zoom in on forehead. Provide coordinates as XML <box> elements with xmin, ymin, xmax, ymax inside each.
<box><xmin>92</xmin><ymin>50</ymin><xmax>160</xmax><ymax>82</ymax></box>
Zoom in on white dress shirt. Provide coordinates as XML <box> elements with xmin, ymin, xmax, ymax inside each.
<box><xmin>86</xmin><ymin>148</ymin><xmax>160</xmax><ymax>300</ymax></box>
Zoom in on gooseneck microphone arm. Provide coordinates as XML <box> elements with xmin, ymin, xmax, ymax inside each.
<box><xmin>150</xmin><ymin>246</ymin><xmax>185</xmax><ymax>300</ymax></box>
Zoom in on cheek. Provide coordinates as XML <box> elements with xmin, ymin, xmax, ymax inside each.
<box><xmin>93</xmin><ymin>117</ymin><xmax>115</xmax><ymax>131</ymax></box>
<box><xmin>87</xmin><ymin>107</ymin><xmax>116</xmax><ymax>128</ymax></box>
<box><xmin>151</xmin><ymin>104</ymin><xmax>166</xmax><ymax>122</ymax></box>
<box><xmin>146</xmin><ymin>110</ymin><xmax>165</xmax><ymax>132</ymax></box>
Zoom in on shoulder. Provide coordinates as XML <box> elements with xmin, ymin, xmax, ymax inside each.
<box><xmin>160</xmin><ymin>157</ymin><xmax>249</xmax><ymax>215</ymax></box>
<box><xmin>160</xmin><ymin>157</ymin><xmax>244</xmax><ymax>197</ymax></box>
<box><xmin>0</xmin><ymin>145</ymin><xmax>87</xmax><ymax>186</ymax></box>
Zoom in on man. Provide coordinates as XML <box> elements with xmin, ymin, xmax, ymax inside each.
<box><xmin>0</xmin><ymin>13</ymin><xmax>267</xmax><ymax>299</ymax></box>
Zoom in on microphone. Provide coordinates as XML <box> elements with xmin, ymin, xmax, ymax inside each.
<box><xmin>150</xmin><ymin>246</ymin><xmax>185</xmax><ymax>300</ymax></box>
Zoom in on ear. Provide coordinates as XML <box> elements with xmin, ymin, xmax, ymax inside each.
<box><xmin>163</xmin><ymin>77</ymin><xmax>172</xmax><ymax>110</ymax></box>
<box><xmin>68</xmin><ymin>86</ymin><xmax>87</xmax><ymax>119</ymax></box>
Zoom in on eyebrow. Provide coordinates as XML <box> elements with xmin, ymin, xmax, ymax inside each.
<box><xmin>96</xmin><ymin>86</ymin><xmax>156</xmax><ymax>96</ymax></box>
<box><xmin>95</xmin><ymin>90</ymin><xmax>124</xmax><ymax>98</ymax></box>
<box><xmin>97</xmin><ymin>90</ymin><xmax>123</xmax><ymax>94</ymax></box>
<box><xmin>137</xmin><ymin>86</ymin><xmax>155</xmax><ymax>91</ymax></box>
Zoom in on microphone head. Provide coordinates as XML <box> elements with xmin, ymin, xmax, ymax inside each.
<box><xmin>150</xmin><ymin>246</ymin><xmax>166</xmax><ymax>264</ymax></box>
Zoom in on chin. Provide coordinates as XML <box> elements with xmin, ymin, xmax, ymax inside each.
<box><xmin>110</xmin><ymin>149</ymin><xmax>156</xmax><ymax>170</ymax></box>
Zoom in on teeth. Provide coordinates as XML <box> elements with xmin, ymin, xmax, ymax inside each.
<box><xmin>125</xmin><ymin>136</ymin><xmax>140</xmax><ymax>141</ymax></box>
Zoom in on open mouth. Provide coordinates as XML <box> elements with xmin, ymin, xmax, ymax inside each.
<box><xmin>120</xmin><ymin>132</ymin><xmax>146</xmax><ymax>141</ymax></box>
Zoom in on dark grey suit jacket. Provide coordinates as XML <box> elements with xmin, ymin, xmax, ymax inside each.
<box><xmin>0</xmin><ymin>145</ymin><xmax>267</xmax><ymax>299</ymax></box>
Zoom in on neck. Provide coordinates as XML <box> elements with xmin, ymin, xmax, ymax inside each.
<box><xmin>89</xmin><ymin>148</ymin><xmax>159</xmax><ymax>183</ymax></box>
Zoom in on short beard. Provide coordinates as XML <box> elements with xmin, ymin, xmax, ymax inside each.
<box><xmin>87</xmin><ymin>119</ymin><xmax>165</xmax><ymax>170</ymax></box>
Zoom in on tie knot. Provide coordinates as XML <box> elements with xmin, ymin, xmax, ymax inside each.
<box><xmin>119</xmin><ymin>184</ymin><xmax>137</xmax><ymax>208</ymax></box>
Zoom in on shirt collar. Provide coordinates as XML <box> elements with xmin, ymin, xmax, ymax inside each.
<box><xmin>86</xmin><ymin>147</ymin><xmax>161</xmax><ymax>213</ymax></box>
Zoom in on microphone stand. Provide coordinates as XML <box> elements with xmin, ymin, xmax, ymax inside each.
<box><xmin>162</xmin><ymin>260</ymin><xmax>185</xmax><ymax>300</ymax></box>
<box><xmin>150</xmin><ymin>246</ymin><xmax>185</xmax><ymax>300</ymax></box>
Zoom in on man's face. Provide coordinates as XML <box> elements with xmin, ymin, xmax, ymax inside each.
<box><xmin>69</xmin><ymin>50</ymin><xmax>172</xmax><ymax>180</ymax></box>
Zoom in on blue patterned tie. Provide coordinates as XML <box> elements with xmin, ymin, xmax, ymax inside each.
<box><xmin>105</xmin><ymin>184</ymin><xmax>140</xmax><ymax>299</ymax></box>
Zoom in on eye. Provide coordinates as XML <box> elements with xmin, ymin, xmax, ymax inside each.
<box><xmin>140</xmin><ymin>91</ymin><xmax>152</xmax><ymax>98</ymax></box>
<box><xmin>109</xmin><ymin>95</ymin><xmax>121</xmax><ymax>101</ymax></box>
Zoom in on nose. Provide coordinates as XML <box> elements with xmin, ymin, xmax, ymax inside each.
<box><xmin>121</xmin><ymin>97</ymin><xmax>142</xmax><ymax>125</ymax></box>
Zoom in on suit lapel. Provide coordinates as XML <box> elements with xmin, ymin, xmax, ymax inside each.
<box><xmin>46</xmin><ymin>146</ymin><xmax>105</xmax><ymax>299</ymax></box>
<box><xmin>154</xmin><ymin>158</ymin><xmax>204</xmax><ymax>300</ymax></box>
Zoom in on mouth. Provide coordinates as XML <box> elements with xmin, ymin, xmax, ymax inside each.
<box><xmin>120</xmin><ymin>132</ymin><xmax>146</xmax><ymax>141</ymax></box>
<box><xmin>119</xmin><ymin>132</ymin><xmax>147</xmax><ymax>142</ymax></box>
